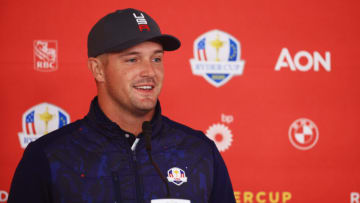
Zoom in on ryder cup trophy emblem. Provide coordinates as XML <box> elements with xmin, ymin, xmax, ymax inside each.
<box><xmin>190</xmin><ymin>29</ymin><xmax>245</xmax><ymax>87</ymax></box>
<box><xmin>18</xmin><ymin>103</ymin><xmax>70</xmax><ymax>148</ymax></box>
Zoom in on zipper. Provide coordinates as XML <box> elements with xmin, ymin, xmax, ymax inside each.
<box><xmin>130</xmin><ymin>138</ymin><xmax>143</xmax><ymax>203</ymax></box>
<box><xmin>111</xmin><ymin>172</ymin><xmax>121</xmax><ymax>203</ymax></box>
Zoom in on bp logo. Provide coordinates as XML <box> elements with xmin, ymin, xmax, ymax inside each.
<box><xmin>288</xmin><ymin>118</ymin><xmax>319</xmax><ymax>150</ymax></box>
<box><xmin>206</xmin><ymin>123</ymin><xmax>233</xmax><ymax>152</ymax></box>
<box><xmin>18</xmin><ymin>103</ymin><xmax>70</xmax><ymax>148</ymax></box>
<box><xmin>189</xmin><ymin>29</ymin><xmax>245</xmax><ymax>87</ymax></box>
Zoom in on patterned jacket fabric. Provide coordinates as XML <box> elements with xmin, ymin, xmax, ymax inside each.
<box><xmin>8</xmin><ymin>97</ymin><xmax>235</xmax><ymax>203</ymax></box>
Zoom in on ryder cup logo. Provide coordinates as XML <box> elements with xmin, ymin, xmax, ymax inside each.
<box><xmin>18</xmin><ymin>103</ymin><xmax>70</xmax><ymax>148</ymax></box>
<box><xmin>289</xmin><ymin>118</ymin><xmax>319</xmax><ymax>150</ymax></box>
<box><xmin>190</xmin><ymin>29</ymin><xmax>245</xmax><ymax>87</ymax></box>
<box><xmin>34</xmin><ymin>40</ymin><xmax>58</xmax><ymax>72</ymax></box>
<box><xmin>167</xmin><ymin>167</ymin><xmax>188</xmax><ymax>186</ymax></box>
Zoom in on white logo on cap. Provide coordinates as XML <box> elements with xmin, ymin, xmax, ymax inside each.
<box><xmin>133</xmin><ymin>13</ymin><xmax>150</xmax><ymax>31</ymax></box>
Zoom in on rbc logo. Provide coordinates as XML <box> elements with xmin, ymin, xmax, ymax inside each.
<box><xmin>34</xmin><ymin>40</ymin><xmax>58</xmax><ymax>72</ymax></box>
<box><xmin>190</xmin><ymin>29</ymin><xmax>245</xmax><ymax>87</ymax></box>
<box><xmin>18</xmin><ymin>103</ymin><xmax>70</xmax><ymax>148</ymax></box>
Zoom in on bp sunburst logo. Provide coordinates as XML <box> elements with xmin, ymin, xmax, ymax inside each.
<box><xmin>206</xmin><ymin>123</ymin><xmax>233</xmax><ymax>152</ymax></box>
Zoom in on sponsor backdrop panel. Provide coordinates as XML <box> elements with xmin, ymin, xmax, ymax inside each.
<box><xmin>1</xmin><ymin>0</ymin><xmax>360</xmax><ymax>202</ymax></box>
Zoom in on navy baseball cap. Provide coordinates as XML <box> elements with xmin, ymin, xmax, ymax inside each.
<box><xmin>87</xmin><ymin>8</ymin><xmax>181</xmax><ymax>57</ymax></box>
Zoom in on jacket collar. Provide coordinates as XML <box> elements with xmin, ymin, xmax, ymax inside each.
<box><xmin>85</xmin><ymin>97</ymin><xmax>163</xmax><ymax>139</ymax></box>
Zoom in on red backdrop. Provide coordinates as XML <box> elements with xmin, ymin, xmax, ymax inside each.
<box><xmin>1</xmin><ymin>0</ymin><xmax>360</xmax><ymax>202</ymax></box>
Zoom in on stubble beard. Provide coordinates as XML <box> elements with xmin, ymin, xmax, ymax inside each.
<box><xmin>110</xmin><ymin>86</ymin><xmax>161</xmax><ymax>117</ymax></box>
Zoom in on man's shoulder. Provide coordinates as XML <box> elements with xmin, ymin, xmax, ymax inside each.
<box><xmin>17</xmin><ymin>119</ymin><xmax>83</xmax><ymax>170</ymax></box>
<box><xmin>29</xmin><ymin>119</ymin><xmax>83</xmax><ymax>150</ymax></box>
<box><xmin>161</xmin><ymin>115</ymin><xmax>215</xmax><ymax>146</ymax></box>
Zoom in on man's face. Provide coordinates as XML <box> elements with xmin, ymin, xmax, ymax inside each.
<box><xmin>101</xmin><ymin>41</ymin><xmax>164</xmax><ymax>115</ymax></box>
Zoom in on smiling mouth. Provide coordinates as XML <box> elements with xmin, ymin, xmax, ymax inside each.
<box><xmin>133</xmin><ymin>85</ymin><xmax>154</xmax><ymax>91</ymax></box>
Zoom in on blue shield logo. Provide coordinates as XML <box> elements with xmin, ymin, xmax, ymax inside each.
<box><xmin>190</xmin><ymin>29</ymin><xmax>245</xmax><ymax>87</ymax></box>
<box><xmin>18</xmin><ymin>103</ymin><xmax>70</xmax><ymax>148</ymax></box>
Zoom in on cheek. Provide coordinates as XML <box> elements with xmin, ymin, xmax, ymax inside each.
<box><xmin>156</xmin><ymin>66</ymin><xmax>165</xmax><ymax>81</ymax></box>
<box><xmin>105</xmin><ymin>68</ymin><xmax>128</xmax><ymax>90</ymax></box>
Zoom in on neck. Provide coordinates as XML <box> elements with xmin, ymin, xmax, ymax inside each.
<box><xmin>97</xmin><ymin>95</ymin><xmax>155</xmax><ymax>136</ymax></box>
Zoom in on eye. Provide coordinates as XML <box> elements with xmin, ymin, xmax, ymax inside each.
<box><xmin>153</xmin><ymin>57</ymin><xmax>162</xmax><ymax>63</ymax></box>
<box><xmin>126</xmin><ymin>58</ymin><xmax>138</xmax><ymax>63</ymax></box>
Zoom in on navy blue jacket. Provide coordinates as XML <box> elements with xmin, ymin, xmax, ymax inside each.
<box><xmin>9</xmin><ymin>98</ymin><xmax>235</xmax><ymax>203</ymax></box>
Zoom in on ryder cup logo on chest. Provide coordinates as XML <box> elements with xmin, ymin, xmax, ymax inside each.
<box><xmin>289</xmin><ymin>118</ymin><xmax>319</xmax><ymax>150</ymax></box>
<box><xmin>167</xmin><ymin>167</ymin><xmax>188</xmax><ymax>186</ymax></box>
<box><xmin>190</xmin><ymin>29</ymin><xmax>245</xmax><ymax>87</ymax></box>
<box><xmin>34</xmin><ymin>40</ymin><xmax>58</xmax><ymax>72</ymax></box>
<box><xmin>18</xmin><ymin>103</ymin><xmax>70</xmax><ymax>148</ymax></box>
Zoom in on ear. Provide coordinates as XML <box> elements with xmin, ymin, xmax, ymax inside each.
<box><xmin>87</xmin><ymin>57</ymin><xmax>105</xmax><ymax>82</ymax></box>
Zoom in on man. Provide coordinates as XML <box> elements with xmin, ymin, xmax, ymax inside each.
<box><xmin>8</xmin><ymin>8</ymin><xmax>235</xmax><ymax>203</ymax></box>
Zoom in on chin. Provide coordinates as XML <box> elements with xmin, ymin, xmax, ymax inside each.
<box><xmin>134</xmin><ymin>100</ymin><xmax>157</xmax><ymax>111</ymax></box>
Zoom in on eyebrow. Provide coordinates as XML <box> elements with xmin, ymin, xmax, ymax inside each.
<box><xmin>119</xmin><ymin>49</ymin><xmax>164</xmax><ymax>57</ymax></box>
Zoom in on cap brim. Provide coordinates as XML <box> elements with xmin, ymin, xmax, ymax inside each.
<box><xmin>150</xmin><ymin>34</ymin><xmax>181</xmax><ymax>51</ymax></box>
<box><xmin>104</xmin><ymin>34</ymin><xmax>181</xmax><ymax>54</ymax></box>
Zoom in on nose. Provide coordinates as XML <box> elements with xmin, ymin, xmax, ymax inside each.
<box><xmin>140</xmin><ymin>60</ymin><xmax>156</xmax><ymax>77</ymax></box>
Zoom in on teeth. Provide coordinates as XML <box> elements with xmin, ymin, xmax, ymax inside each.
<box><xmin>136</xmin><ymin>86</ymin><xmax>153</xmax><ymax>90</ymax></box>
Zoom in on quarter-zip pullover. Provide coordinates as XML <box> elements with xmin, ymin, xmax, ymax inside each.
<box><xmin>8</xmin><ymin>97</ymin><xmax>236</xmax><ymax>203</ymax></box>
